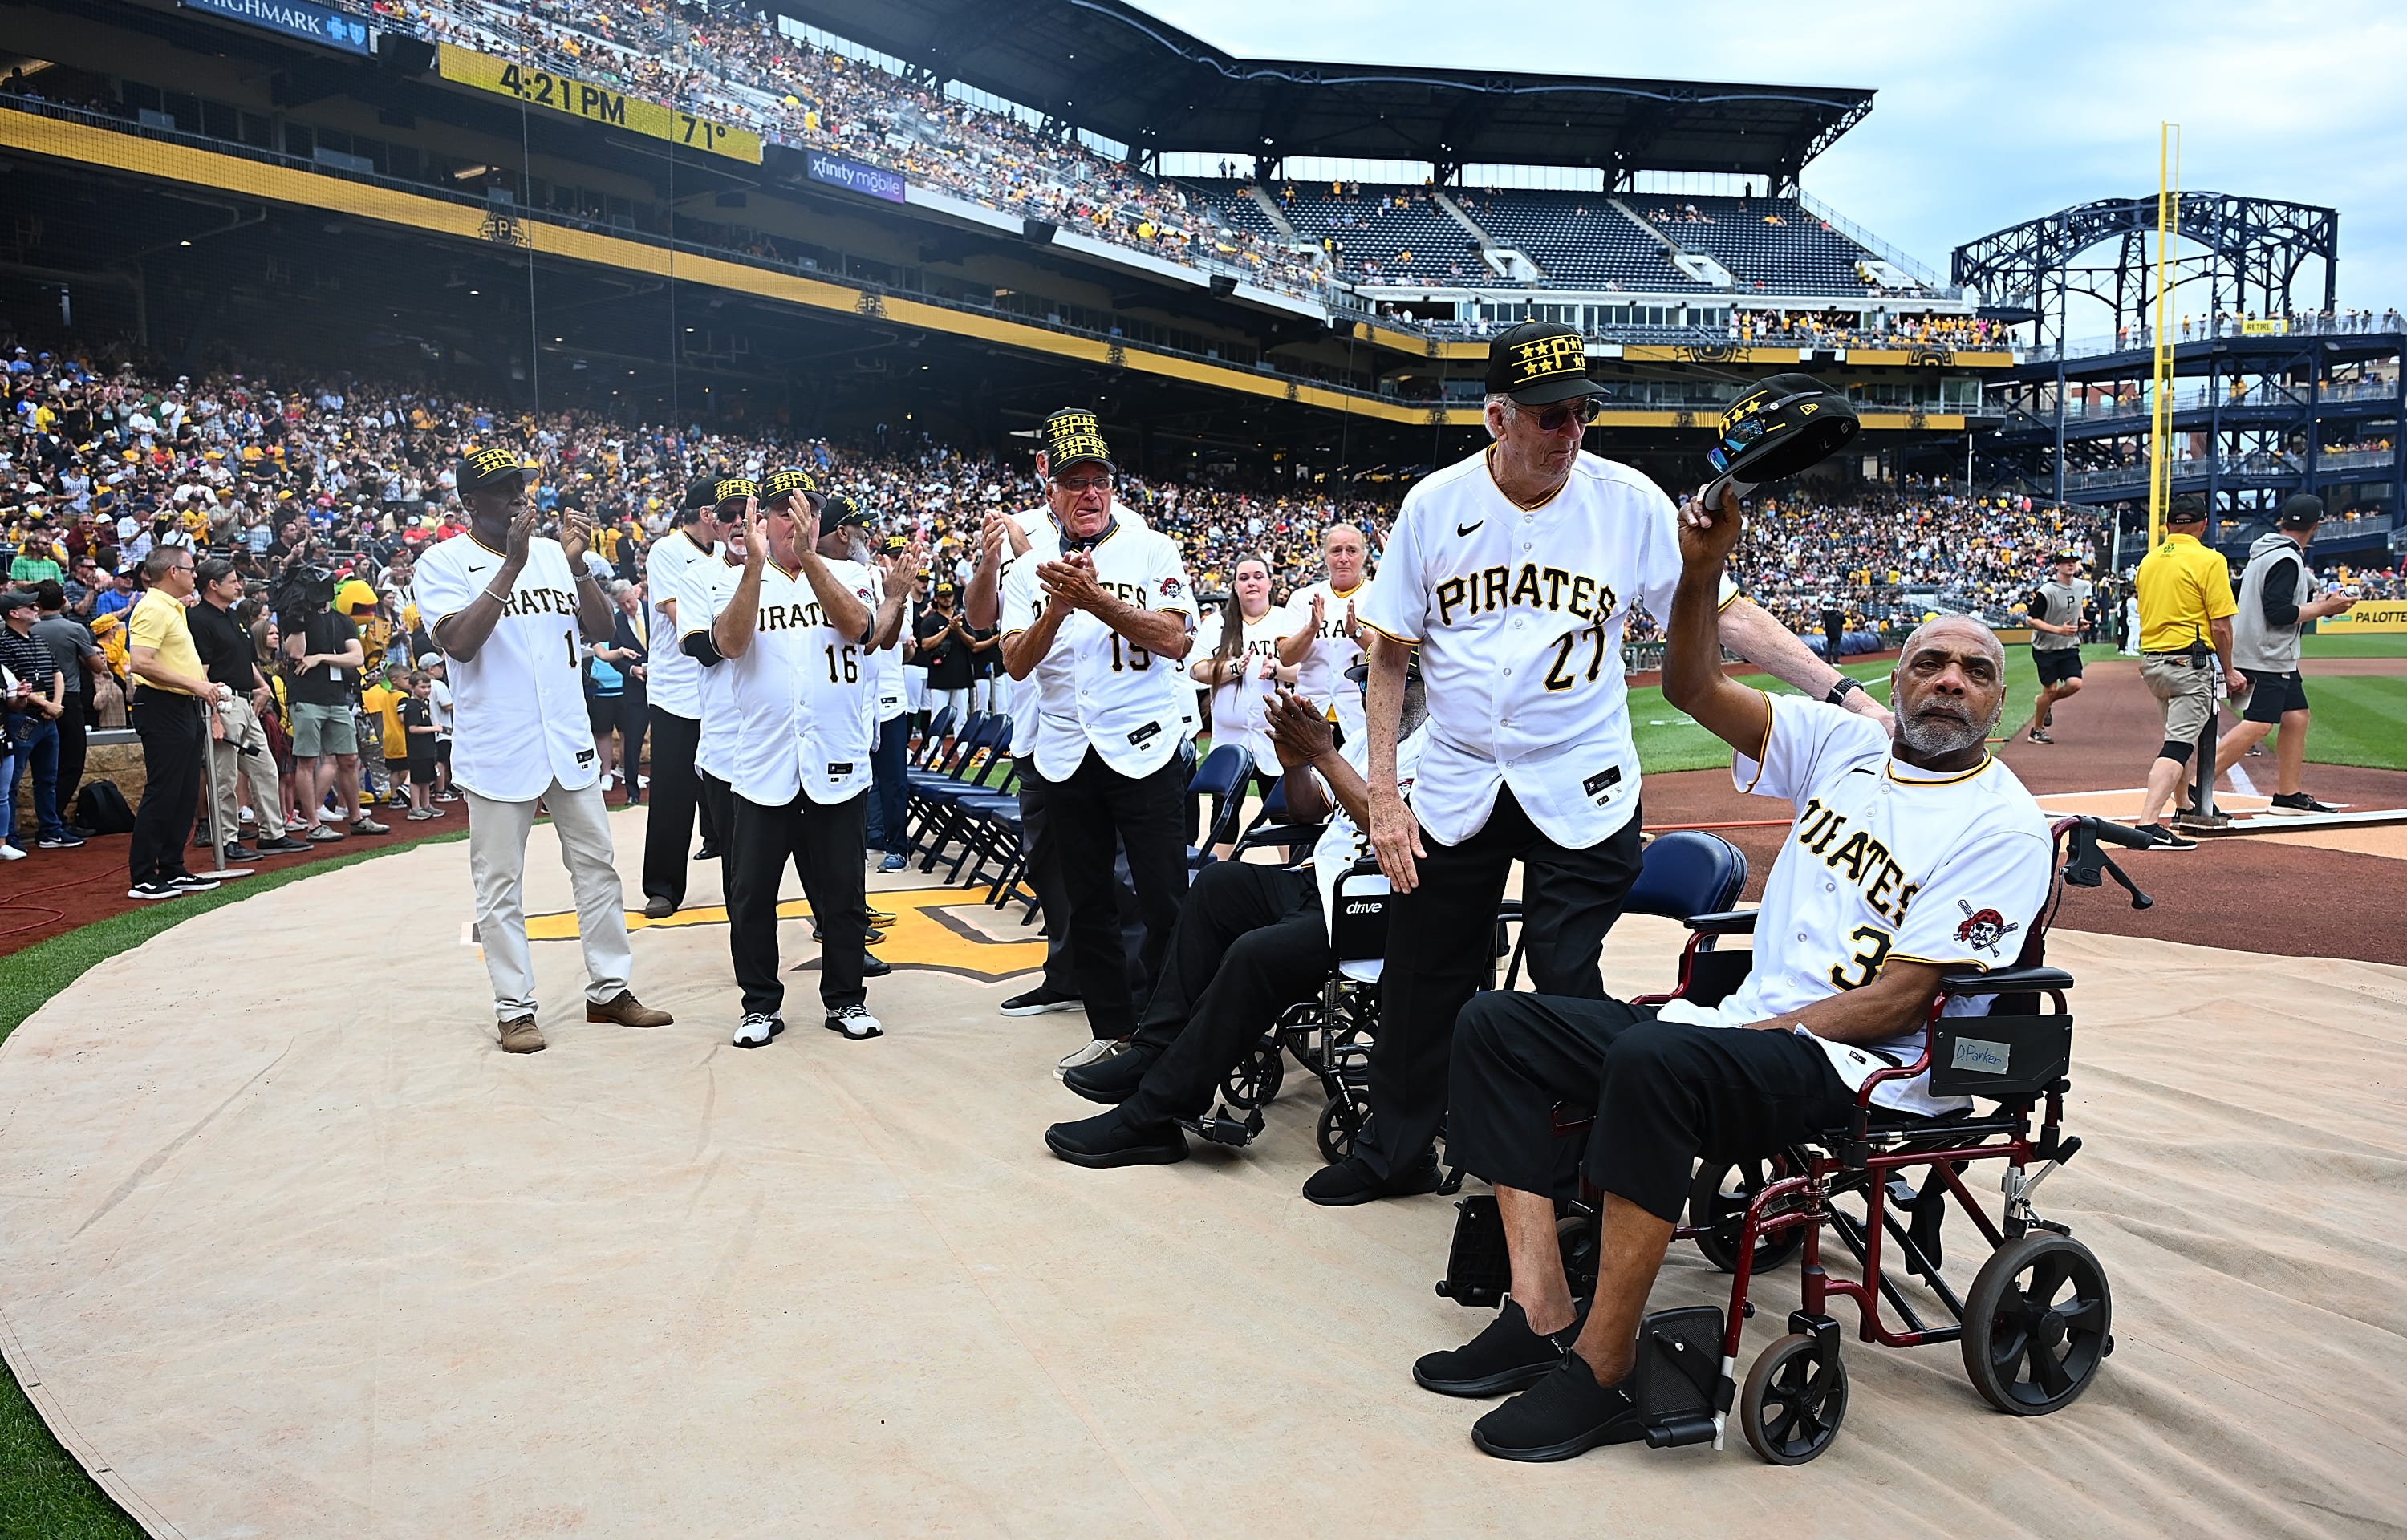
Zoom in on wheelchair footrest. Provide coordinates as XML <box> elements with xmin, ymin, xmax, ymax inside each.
<box><xmin>1180</xmin><ymin>1106</ymin><xmax>1263</xmax><ymax>1148</ymax></box>
<box><xmin>1435</xmin><ymin>1194</ymin><xmax>1509</xmax><ymax>1307</ymax></box>
<box><xmin>1633</xmin><ymin>1306</ymin><xmax>1731</xmax><ymax>1451</ymax></box>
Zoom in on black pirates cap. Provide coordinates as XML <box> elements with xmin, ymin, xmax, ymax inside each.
<box><xmin>457</xmin><ymin>446</ymin><xmax>528</xmax><ymax>495</ymax></box>
<box><xmin>681</xmin><ymin>475</ymin><xmax>720</xmax><ymax>513</ymax></box>
<box><xmin>1484</xmin><ymin>322</ymin><xmax>1605</xmax><ymax>406</ymax></box>
<box><xmin>2278</xmin><ymin>492</ymin><xmax>2324</xmax><ymax>529</ymax></box>
<box><xmin>2052</xmin><ymin>549</ymin><xmax>2084</xmax><ymax>565</ymax></box>
<box><xmin>1041</xmin><ymin>408</ymin><xmax>1114</xmax><ymax>475</ymax></box>
<box><xmin>880</xmin><ymin>532</ymin><xmax>911</xmax><ymax>556</ymax></box>
<box><xmin>821</xmin><ymin>493</ymin><xmax>872</xmax><ymax>533</ymax></box>
<box><xmin>759</xmin><ymin>468</ymin><xmax>820</xmax><ymax>507</ymax></box>
<box><xmin>709</xmin><ymin>474</ymin><xmax>760</xmax><ymax>509</ymax></box>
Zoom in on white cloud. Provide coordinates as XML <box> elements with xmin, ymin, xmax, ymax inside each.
<box><xmin>1141</xmin><ymin>1</ymin><xmax>2407</xmax><ymax>310</ymax></box>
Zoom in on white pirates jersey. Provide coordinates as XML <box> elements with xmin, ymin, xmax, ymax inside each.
<box><xmin>1657</xmin><ymin>699</ymin><xmax>2054</xmax><ymax>1116</ymax></box>
<box><xmin>643</xmin><ymin>527</ymin><xmax>716</xmax><ymax>718</ymax></box>
<box><xmin>681</xmin><ymin>554</ymin><xmax>745</xmax><ymax>781</ymax></box>
<box><xmin>1204</xmin><ymin>606</ymin><xmax>1289</xmax><ymax>776</ymax></box>
<box><xmin>1000</xmin><ymin>516</ymin><xmax>1197</xmax><ymax>781</ymax></box>
<box><xmin>1309</xmin><ymin>727</ymin><xmax>1427</xmax><ymax>967</ymax></box>
<box><xmin>1281</xmin><ymin>577</ymin><xmax>1371</xmax><ymax>741</ymax></box>
<box><xmin>867</xmin><ymin>573</ymin><xmax>910</xmax><ymax>723</ymax></box>
<box><xmin>1001</xmin><ymin>500</ymin><xmax>1147</xmax><ymax>757</ymax></box>
<box><xmin>412</xmin><ymin>532</ymin><xmax>598</xmax><ymax>802</ymax></box>
<box><xmin>1356</xmin><ymin>447</ymin><xmax>1731</xmax><ymax>849</ymax></box>
<box><xmin>710</xmin><ymin>557</ymin><xmax>879</xmax><ymax>807</ymax></box>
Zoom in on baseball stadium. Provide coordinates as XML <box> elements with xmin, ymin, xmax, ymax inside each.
<box><xmin>0</xmin><ymin>0</ymin><xmax>2401</xmax><ymax>1533</ymax></box>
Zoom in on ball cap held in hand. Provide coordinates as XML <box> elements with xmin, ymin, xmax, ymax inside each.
<box><xmin>1041</xmin><ymin>407</ymin><xmax>1114</xmax><ymax>474</ymax></box>
<box><xmin>1705</xmin><ymin>372</ymin><xmax>1859</xmax><ymax>486</ymax></box>
<box><xmin>1484</xmin><ymin>322</ymin><xmax>1606</xmax><ymax>406</ymax></box>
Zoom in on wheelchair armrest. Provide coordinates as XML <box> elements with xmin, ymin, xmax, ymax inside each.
<box><xmin>1347</xmin><ymin>854</ymin><xmax>1382</xmax><ymax>877</ymax></box>
<box><xmin>1682</xmin><ymin>909</ymin><xmax>1758</xmax><ymax>936</ymax></box>
<box><xmin>1236</xmin><ymin>821</ymin><xmax>1327</xmax><ymax>853</ymax></box>
<box><xmin>1937</xmin><ymin>966</ymin><xmax>2072</xmax><ymax>997</ymax></box>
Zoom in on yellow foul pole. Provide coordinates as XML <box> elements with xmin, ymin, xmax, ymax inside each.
<box><xmin>2146</xmin><ymin>123</ymin><xmax>2181</xmax><ymax>549</ymax></box>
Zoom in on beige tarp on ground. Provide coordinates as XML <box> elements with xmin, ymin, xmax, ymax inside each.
<box><xmin>1</xmin><ymin>822</ymin><xmax>2403</xmax><ymax>1538</ymax></box>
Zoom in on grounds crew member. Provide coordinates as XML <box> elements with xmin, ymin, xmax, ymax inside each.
<box><xmin>2214</xmin><ymin>492</ymin><xmax>2357</xmax><ymax>814</ymax></box>
<box><xmin>1329</xmin><ymin>321</ymin><xmax>1885</xmax><ymax>1208</ymax></box>
<box><xmin>691</xmin><ymin>472</ymin><xmax>886</xmax><ymax>1048</ymax></box>
<box><xmin>413</xmin><ymin>448</ymin><xmax>672</xmax><ymax>1053</ymax></box>
<box><xmin>2019</xmin><ymin>549</ymin><xmax>2092</xmax><ymax>744</ymax></box>
<box><xmin>2129</xmin><ymin>494</ymin><xmax>2237</xmax><ymax>849</ymax></box>
<box><xmin>639</xmin><ymin>476</ymin><xmax>731</xmax><ymax>918</ymax></box>
<box><xmin>999</xmin><ymin>411</ymin><xmax>1199</xmax><ymax>1076</ymax></box>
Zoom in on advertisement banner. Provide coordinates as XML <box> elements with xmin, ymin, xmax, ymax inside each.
<box><xmin>435</xmin><ymin>43</ymin><xmax>761</xmax><ymax>165</ymax></box>
<box><xmin>804</xmin><ymin>150</ymin><xmax>907</xmax><ymax>204</ymax></box>
<box><xmin>181</xmin><ymin>0</ymin><xmax>373</xmax><ymax>55</ymax></box>
<box><xmin>2318</xmin><ymin>598</ymin><xmax>2407</xmax><ymax>634</ymax></box>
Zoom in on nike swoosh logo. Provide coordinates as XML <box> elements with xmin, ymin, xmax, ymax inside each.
<box><xmin>1455</xmin><ymin>521</ymin><xmax>1484</xmax><ymax>537</ymax></box>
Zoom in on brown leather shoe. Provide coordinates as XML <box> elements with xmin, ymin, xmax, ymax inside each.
<box><xmin>587</xmin><ymin>991</ymin><xmax>673</xmax><ymax>1028</ymax></box>
<box><xmin>497</xmin><ymin>1016</ymin><xmax>547</xmax><ymax>1053</ymax></box>
<box><xmin>642</xmin><ymin>894</ymin><xmax>676</xmax><ymax>920</ymax></box>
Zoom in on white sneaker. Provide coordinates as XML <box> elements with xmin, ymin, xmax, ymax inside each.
<box><xmin>0</xmin><ymin>845</ymin><xmax>23</xmax><ymax>861</ymax></box>
<box><xmin>733</xmin><ymin>1013</ymin><xmax>783</xmax><ymax>1049</ymax></box>
<box><xmin>1055</xmin><ymin>1038</ymin><xmax>1126</xmax><ymax>1079</ymax></box>
<box><xmin>825</xmin><ymin>1004</ymin><xmax>883</xmax><ymax>1040</ymax></box>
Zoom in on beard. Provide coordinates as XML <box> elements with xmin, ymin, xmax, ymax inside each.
<box><xmin>1895</xmin><ymin>696</ymin><xmax>1996</xmax><ymax>757</ymax></box>
<box><xmin>842</xmin><ymin>530</ymin><xmax>875</xmax><ymax>565</ymax></box>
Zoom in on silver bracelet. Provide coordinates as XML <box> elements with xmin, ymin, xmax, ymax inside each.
<box><xmin>482</xmin><ymin>584</ymin><xmax>510</xmax><ymax>603</ymax></box>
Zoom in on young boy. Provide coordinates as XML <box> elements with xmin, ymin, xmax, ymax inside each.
<box><xmin>400</xmin><ymin>671</ymin><xmax>442</xmax><ymax>821</ymax></box>
<box><xmin>420</xmin><ymin>651</ymin><xmax>458</xmax><ymax>801</ymax></box>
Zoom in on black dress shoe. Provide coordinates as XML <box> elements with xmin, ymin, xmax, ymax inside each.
<box><xmin>1062</xmin><ymin>1044</ymin><xmax>1159</xmax><ymax>1106</ymax></box>
<box><xmin>859</xmin><ymin>951</ymin><xmax>892</xmax><ymax>978</ymax></box>
<box><xmin>1470</xmin><ymin>1355</ymin><xmax>1644</xmax><ymax>1462</ymax></box>
<box><xmin>1301</xmin><ymin>1150</ymin><xmax>1443</xmax><ymax>1207</ymax></box>
<box><xmin>1000</xmin><ymin>985</ymin><xmax>1083</xmax><ymax>1017</ymax></box>
<box><xmin>812</xmin><ymin>926</ymin><xmax>885</xmax><ymax>945</ymax></box>
<box><xmin>1414</xmin><ymin>1299</ymin><xmax>1582</xmax><ymax>1397</ymax></box>
<box><xmin>221</xmin><ymin>843</ymin><xmax>260</xmax><ymax>863</ymax></box>
<box><xmin>1044</xmin><ymin>1107</ymin><xmax>1188</xmax><ymax>1169</ymax></box>
<box><xmin>695</xmin><ymin>841</ymin><xmax>720</xmax><ymax>861</ymax></box>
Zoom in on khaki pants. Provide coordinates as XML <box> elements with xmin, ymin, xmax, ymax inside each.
<box><xmin>206</xmin><ymin>695</ymin><xmax>286</xmax><ymax>845</ymax></box>
<box><xmin>463</xmin><ymin>778</ymin><xmax>632</xmax><ymax>1022</ymax></box>
<box><xmin>2141</xmin><ymin>654</ymin><xmax>2217</xmax><ymax>748</ymax></box>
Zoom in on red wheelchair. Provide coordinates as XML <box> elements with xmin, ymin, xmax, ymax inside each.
<box><xmin>1436</xmin><ymin>815</ymin><xmax>2154</xmax><ymax>1464</ymax></box>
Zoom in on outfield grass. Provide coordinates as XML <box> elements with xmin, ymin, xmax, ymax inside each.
<box><xmin>0</xmin><ymin>836</ymin><xmax>462</xmax><ymax>1540</ymax></box>
<box><xmin>2299</xmin><ymin>631</ymin><xmax>2407</xmax><ymax>660</ymax></box>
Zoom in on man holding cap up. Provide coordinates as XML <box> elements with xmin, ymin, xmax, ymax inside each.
<box><xmin>413</xmin><ymin>448</ymin><xmax>672</xmax><ymax>1054</ymax></box>
<box><xmin>639</xmin><ymin>476</ymin><xmax>737</xmax><ymax>918</ymax></box>
<box><xmin>1321</xmin><ymin>322</ymin><xmax>1879</xmax><ymax>1206</ymax></box>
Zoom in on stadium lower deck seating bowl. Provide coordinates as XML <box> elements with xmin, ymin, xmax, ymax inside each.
<box><xmin>1448</xmin><ymin>191</ymin><xmax>1705</xmax><ymax>292</ymax></box>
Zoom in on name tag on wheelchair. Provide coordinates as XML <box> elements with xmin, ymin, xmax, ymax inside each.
<box><xmin>1928</xmin><ymin>1015</ymin><xmax>2073</xmax><ymax>1100</ymax></box>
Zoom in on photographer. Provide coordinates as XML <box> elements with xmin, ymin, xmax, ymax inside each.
<box><xmin>278</xmin><ymin>560</ymin><xmax>388</xmax><ymax>843</ymax></box>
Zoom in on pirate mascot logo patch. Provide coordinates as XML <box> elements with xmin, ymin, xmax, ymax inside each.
<box><xmin>1954</xmin><ymin>900</ymin><xmax>2020</xmax><ymax>957</ymax></box>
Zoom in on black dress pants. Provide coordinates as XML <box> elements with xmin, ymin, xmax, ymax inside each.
<box><xmin>642</xmin><ymin>707</ymin><xmax>702</xmax><ymax>904</ymax></box>
<box><xmin>1121</xmin><ymin>861</ymin><xmax>1329</xmax><ymax>1129</ymax></box>
<box><xmin>726</xmin><ymin>788</ymin><xmax>868</xmax><ymax>1019</ymax></box>
<box><xmin>129</xmin><ymin>692</ymin><xmax>203</xmax><ymax>886</ymax></box>
<box><xmin>1018</xmin><ymin>760</ymin><xmax>1148</xmax><ymax>999</ymax></box>
<box><xmin>698</xmin><ymin>769</ymin><xmax>733</xmax><ymax>867</ymax></box>
<box><xmin>57</xmin><ymin>699</ymin><xmax>87</xmax><ymax>812</ymax></box>
<box><xmin>1356</xmin><ymin>785</ymin><xmax>1645</xmax><ymax>1180</ymax></box>
<box><xmin>1448</xmin><ymin>992</ymin><xmax>1853</xmax><ymax>1224</ymax></box>
<box><xmin>1045</xmin><ymin>749</ymin><xmax>1188</xmax><ymax>1039</ymax></box>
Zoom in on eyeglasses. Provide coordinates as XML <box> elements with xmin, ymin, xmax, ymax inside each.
<box><xmin>1512</xmin><ymin>398</ymin><xmax>1605</xmax><ymax>433</ymax></box>
<box><xmin>1051</xmin><ymin>473</ymin><xmax>1114</xmax><ymax>493</ymax></box>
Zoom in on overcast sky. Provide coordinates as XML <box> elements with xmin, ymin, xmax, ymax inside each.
<box><xmin>1145</xmin><ymin>1</ymin><xmax>2407</xmax><ymax>324</ymax></box>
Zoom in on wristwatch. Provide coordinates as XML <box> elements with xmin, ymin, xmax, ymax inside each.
<box><xmin>1825</xmin><ymin>677</ymin><xmax>1865</xmax><ymax>707</ymax></box>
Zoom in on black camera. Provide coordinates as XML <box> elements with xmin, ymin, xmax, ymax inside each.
<box><xmin>272</xmin><ymin>563</ymin><xmax>337</xmax><ymax>634</ymax></box>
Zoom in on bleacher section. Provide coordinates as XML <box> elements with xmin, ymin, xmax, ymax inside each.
<box><xmin>1183</xmin><ymin>180</ymin><xmax>1290</xmax><ymax>244</ymax></box>
<box><xmin>1268</xmin><ymin>183</ymin><xmax>1479</xmax><ymax>283</ymax></box>
<box><xmin>1629</xmin><ymin>196</ymin><xmax>1877</xmax><ymax>294</ymax></box>
<box><xmin>1445</xmin><ymin>190</ymin><xmax>1703</xmax><ymax>291</ymax></box>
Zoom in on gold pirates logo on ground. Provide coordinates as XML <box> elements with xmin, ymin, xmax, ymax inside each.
<box><xmin>517</xmin><ymin>882</ymin><xmax>1045</xmax><ymax>982</ymax></box>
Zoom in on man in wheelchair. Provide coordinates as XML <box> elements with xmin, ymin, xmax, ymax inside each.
<box><xmin>1043</xmin><ymin>671</ymin><xmax>1427</xmax><ymax>1168</ymax></box>
<box><xmin>1417</xmin><ymin>492</ymin><xmax>2055</xmax><ymax>1461</ymax></box>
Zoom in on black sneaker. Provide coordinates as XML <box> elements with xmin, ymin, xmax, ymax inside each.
<box><xmin>37</xmin><ymin>834</ymin><xmax>85</xmax><ymax>849</ymax></box>
<box><xmin>128</xmin><ymin>879</ymin><xmax>185</xmax><ymax>901</ymax></box>
<box><xmin>1301</xmin><ymin>1150</ymin><xmax>1443</xmax><ymax>1207</ymax></box>
<box><xmin>2132</xmin><ymin>823</ymin><xmax>2198</xmax><ymax>850</ymax></box>
<box><xmin>167</xmin><ymin>872</ymin><xmax>221</xmax><ymax>892</ymax></box>
<box><xmin>222</xmin><ymin>843</ymin><xmax>259</xmax><ymax>863</ymax></box>
<box><xmin>1044</xmin><ymin>1106</ymin><xmax>1189</xmax><ymax>1169</ymax></box>
<box><xmin>1469</xmin><ymin>1355</ymin><xmax>1645</xmax><ymax>1462</ymax></box>
<box><xmin>2026</xmin><ymin>727</ymin><xmax>2053</xmax><ymax>745</ymax></box>
<box><xmin>254</xmin><ymin>835</ymin><xmax>311</xmax><ymax>854</ymax></box>
<box><xmin>1062</xmin><ymin>1044</ymin><xmax>1160</xmax><ymax>1106</ymax></box>
<box><xmin>1000</xmin><ymin>985</ymin><xmax>1084</xmax><ymax>1018</ymax></box>
<box><xmin>1415</xmin><ymin>1299</ymin><xmax>1582</xmax><ymax>1397</ymax></box>
<box><xmin>2267</xmin><ymin>792</ymin><xmax>2338</xmax><ymax>816</ymax></box>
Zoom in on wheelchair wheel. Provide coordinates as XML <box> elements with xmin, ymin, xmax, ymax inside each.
<box><xmin>1315</xmin><ymin>1093</ymin><xmax>1365</xmax><ymax>1165</ymax></box>
<box><xmin>1960</xmin><ymin>1233</ymin><xmax>2113</xmax><ymax>1416</ymax></box>
<box><xmin>1740</xmin><ymin>1334</ymin><xmax>1848</xmax><ymax>1465</ymax></box>
<box><xmin>1221</xmin><ymin>1040</ymin><xmax>1285</xmax><ymax>1111</ymax></box>
<box><xmin>1688</xmin><ymin>1160</ymin><xmax>1806</xmax><ymax>1276</ymax></box>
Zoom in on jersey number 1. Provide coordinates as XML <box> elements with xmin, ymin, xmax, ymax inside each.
<box><xmin>1110</xmin><ymin>636</ymin><xmax>1152</xmax><ymax>672</ymax></box>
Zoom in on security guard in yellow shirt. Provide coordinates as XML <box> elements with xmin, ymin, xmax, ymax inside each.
<box><xmin>2129</xmin><ymin>495</ymin><xmax>2237</xmax><ymax>846</ymax></box>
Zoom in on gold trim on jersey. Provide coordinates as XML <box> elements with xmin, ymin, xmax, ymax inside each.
<box><xmin>1736</xmin><ymin>691</ymin><xmax>1775</xmax><ymax>792</ymax></box>
<box><xmin>1356</xmin><ymin>617</ymin><xmax>1421</xmax><ymax>647</ymax></box>
<box><xmin>468</xmin><ymin>533</ymin><xmax>507</xmax><ymax>557</ymax></box>
<box><xmin>1884</xmin><ymin>756</ymin><xmax>1995</xmax><ymax>787</ymax></box>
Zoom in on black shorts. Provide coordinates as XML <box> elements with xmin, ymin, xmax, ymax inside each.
<box><xmin>2241</xmin><ymin>669</ymin><xmax>2309</xmax><ymax>724</ymax></box>
<box><xmin>2033</xmin><ymin>648</ymin><xmax>2084</xmax><ymax>688</ymax></box>
<box><xmin>408</xmin><ymin>755</ymin><xmax>436</xmax><ymax>784</ymax></box>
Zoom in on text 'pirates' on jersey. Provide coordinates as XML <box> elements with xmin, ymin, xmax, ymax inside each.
<box><xmin>1001</xmin><ymin>517</ymin><xmax>1196</xmax><ymax>781</ymax></box>
<box><xmin>711</xmin><ymin>558</ymin><xmax>879</xmax><ymax>807</ymax></box>
<box><xmin>1354</xmin><ymin>448</ymin><xmax>1731</xmax><ymax>848</ymax></box>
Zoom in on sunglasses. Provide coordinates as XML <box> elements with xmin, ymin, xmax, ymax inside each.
<box><xmin>1513</xmin><ymin>398</ymin><xmax>1605</xmax><ymax>432</ymax></box>
<box><xmin>1051</xmin><ymin>473</ymin><xmax>1114</xmax><ymax>492</ymax></box>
